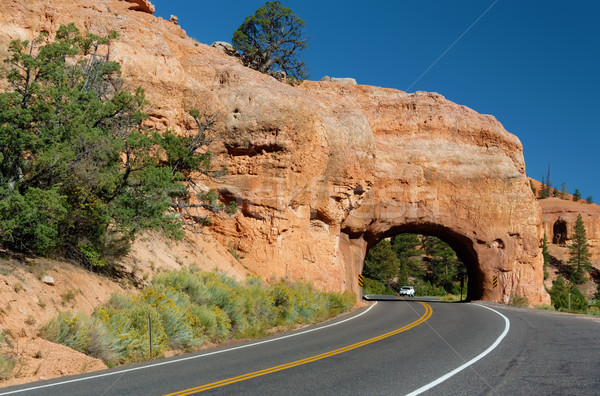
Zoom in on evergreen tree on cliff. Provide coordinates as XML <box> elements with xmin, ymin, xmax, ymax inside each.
<box><xmin>540</xmin><ymin>176</ymin><xmax>549</xmax><ymax>198</ymax></box>
<box><xmin>560</xmin><ymin>183</ymin><xmax>568</xmax><ymax>199</ymax></box>
<box><xmin>542</xmin><ymin>233</ymin><xmax>550</xmax><ymax>279</ymax></box>
<box><xmin>0</xmin><ymin>24</ymin><xmax>231</xmax><ymax>268</ymax></box>
<box><xmin>233</xmin><ymin>1</ymin><xmax>309</xmax><ymax>80</ymax></box>
<box><xmin>568</xmin><ymin>214</ymin><xmax>592</xmax><ymax>284</ymax></box>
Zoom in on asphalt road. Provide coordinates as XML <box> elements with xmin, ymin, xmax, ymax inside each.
<box><xmin>1</xmin><ymin>299</ymin><xmax>599</xmax><ymax>395</ymax></box>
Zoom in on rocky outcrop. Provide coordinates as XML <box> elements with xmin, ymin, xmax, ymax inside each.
<box><xmin>0</xmin><ymin>0</ymin><xmax>549</xmax><ymax>305</ymax></box>
<box><xmin>540</xmin><ymin>198</ymin><xmax>600</xmax><ymax>261</ymax></box>
<box><xmin>122</xmin><ymin>0</ymin><xmax>154</xmax><ymax>14</ymax></box>
<box><xmin>211</xmin><ymin>41</ymin><xmax>237</xmax><ymax>57</ymax></box>
<box><xmin>321</xmin><ymin>76</ymin><xmax>358</xmax><ymax>85</ymax></box>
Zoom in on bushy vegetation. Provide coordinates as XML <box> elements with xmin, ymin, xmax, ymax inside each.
<box><xmin>362</xmin><ymin>234</ymin><xmax>466</xmax><ymax>297</ymax></box>
<box><xmin>0</xmin><ymin>332</ymin><xmax>15</xmax><ymax>380</ymax></box>
<box><xmin>509</xmin><ymin>293</ymin><xmax>530</xmax><ymax>308</ymax></box>
<box><xmin>362</xmin><ymin>277</ymin><xmax>395</xmax><ymax>295</ymax></box>
<box><xmin>41</xmin><ymin>270</ymin><xmax>354</xmax><ymax>365</ymax></box>
<box><xmin>546</xmin><ymin>276</ymin><xmax>588</xmax><ymax>312</ymax></box>
<box><xmin>0</xmin><ymin>24</ymin><xmax>232</xmax><ymax>270</ymax></box>
<box><xmin>412</xmin><ymin>279</ymin><xmax>449</xmax><ymax>297</ymax></box>
<box><xmin>0</xmin><ymin>354</ymin><xmax>14</xmax><ymax>380</ymax></box>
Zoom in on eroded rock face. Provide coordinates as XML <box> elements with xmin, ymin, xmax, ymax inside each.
<box><xmin>122</xmin><ymin>0</ymin><xmax>154</xmax><ymax>14</ymax></box>
<box><xmin>540</xmin><ymin>198</ymin><xmax>600</xmax><ymax>261</ymax></box>
<box><xmin>294</xmin><ymin>83</ymin><xmax>548</xmax><ymax>304</ymax></box>
<box><xmin>0</xmin><ymin>0</ymin><xmax>549</xmax><ymax>305</ymax></box>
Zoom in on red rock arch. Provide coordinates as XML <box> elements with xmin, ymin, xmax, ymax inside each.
<box><xmin>212</xmin><ymin>85</ymin><xmax>551</xmax><ymax>306</ymax></box>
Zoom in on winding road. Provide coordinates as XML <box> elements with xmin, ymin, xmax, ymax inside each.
<box><xmin>2</xmin><ymin>298</ymin><xmax>599</xmax><ymax>395</ymax></box>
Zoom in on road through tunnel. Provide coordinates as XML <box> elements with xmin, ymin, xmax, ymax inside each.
<box><xmin>359</xmin><ymin>224</ymin><xmax>484</xmax><ymax>301</ymax></box>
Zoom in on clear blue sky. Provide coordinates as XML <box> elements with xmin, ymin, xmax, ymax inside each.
<box><xmin>152</xmin><ymin>0</ymin><xmax>600</xmax><ymax>201</ymax></box>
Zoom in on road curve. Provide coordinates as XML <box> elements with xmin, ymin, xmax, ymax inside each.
<box><xmin>1</xmin><ymin>300</ymin><xmax>598</xmax><ymax>395</ymax></box>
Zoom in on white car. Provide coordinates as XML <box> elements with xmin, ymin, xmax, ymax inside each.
<box><xmin>399</xmin><ymin>286</ymin><xmax>415</xmax><ymax>297</ymax></box>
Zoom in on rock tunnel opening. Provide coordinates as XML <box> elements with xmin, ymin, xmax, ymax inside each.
<box><xmin>553</xmin><ymin>219</ymin><xmax>567</xmax><ymax>246</ymax></box>
<box><xmin>361</xmin><ymin>224</ymin><xmax>483</xmax><ymax>301</ymax></box>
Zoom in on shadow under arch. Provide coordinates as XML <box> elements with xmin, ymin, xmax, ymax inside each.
<box><xmin>362</xmin><ymin>222</ymin><xmax>483</xmax><ymax>301</ymax></box>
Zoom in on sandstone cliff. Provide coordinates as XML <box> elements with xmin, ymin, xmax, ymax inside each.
<box><xmin>0</xmin><ymin>0</ymin><xmax>549</xmax><ymax>305</ymax></box>
<box><xmin>539</xmin><ymin>198</ymin><xmax>600</xmax><ymax>249</ymax></box>
<box><xmin>539</xmin><ymin>197</ymin><xmax>600</xmax><ymax>295</ymax></box>
<box><xmin>530</xmin><ymin>179</ymin><xmax>600</xmax><ymax>280</ymax></box>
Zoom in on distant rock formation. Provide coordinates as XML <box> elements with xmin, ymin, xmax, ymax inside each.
<box><xmin>540</xmin><ymin>197</ymin><xmax>600</xmax><ymax>260</ymax></box>
<box><xmin>0</xmin><ymin>0</ymin><xmax>549</xmax><ymax>305</ymax></box>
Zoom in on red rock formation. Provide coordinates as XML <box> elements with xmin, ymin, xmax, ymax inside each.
<box><xmin>122</xmin><ymin>0</ymin><xmax>154</xmax><ymax>14</ymax></box>
<box><xmin>530</xmin><ymin>179</ymin><xmax>600</xmax><ymax>270</ymax></box>
<box><xmin>0</xmin><ymin>0</ymin><xmax>550</xmax><ymax>305</ymax></box>
<box><xmin>539</xmin><ymin>198</ymin><xmax>600</xmax><ymax>261</ymax></box>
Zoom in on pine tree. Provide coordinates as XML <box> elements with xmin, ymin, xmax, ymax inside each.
<box><xmin>568</xmin><ymin>214</ymin><xmax>591</xmax><ymax>284</ymax></box>
<box><xmin>560</xmin><ymin>183</ymin><xmax>568</xmax><ymax>199</ymax></box>
<box><xmin>233</xmin><ymin>1</ymin><xmax>308</xmax><ymax>79</ymax></box>
<box><xmin>546</xmin><ymin>163</ymin><xmax>552</xmax><ymax>195</ymax></box>
<box><xmin>573</xmin><ymin>189</ymin><xmax>582</xmax><ymax>202</ymax></box>
<box><xmin>548</xmin><ymin>276</ymin><xmax>587</xmax><ymax>311</ymax></box>
<box><xmin>363</xmin><ymin>240</ymin><xmax>400</xmax><ymax>288</ymax></box>
<box><xmin>392</xmin><ymin>234</ymin><xmax>424</xmax><ymax>285</ymax></box>
<box><xmin>423</xmin><ymin>236</ymin><xmax>461</xmax><ymax>293</ymax></box>
<box><xmin>540</xmin><ymin>176</ymin><xmax>546</xmax><ymax>198</ymax></box>
<box><xmin>540</xmin><ymin>176</ymin><xmax>548</xmax><ymax>198</ymax></box>
<box><xmin>541</xmin><ymin>233</ymin><xmax>550</xmax><ymax>279</ymax></box>
<box><xmin>530</xmin><ymin>179</ymin><xmax>537</xmax><ymax>196</ymax></box>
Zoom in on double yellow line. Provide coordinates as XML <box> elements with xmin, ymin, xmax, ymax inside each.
<box><xmin>165</xmin><ymin>302</ymin><xmax>432</xmax><ymax>395</ymax></box>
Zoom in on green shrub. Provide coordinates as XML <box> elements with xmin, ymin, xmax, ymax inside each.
<box><xmin>0</xmin><ymin>188</ymin><xmax>68</xmax><ymax>255</ymax></box>
<box><xmin>509</xmin><ymin>294</ymin><xmax>529</xmax><ymax>307</ymax></box>
<box><xmin>536</xmin><ymin>304</ymin><xmax>555</xmax><ymax>311</ymax></box>
<box><xmin>83</xmin><ymin>317</ymin><xmax>120</xmax><ymax>364</ymax></box>
<box><xmin>362</xmin><ymin>277</ymin><xmax>395</xmax><ymax>295</ymax></box>
<box><xmin>548</xmin><ymin>276</ymin><xmax>588</xmax><ymax>312</ymax></box>
<box><xmin>0</xmin><ymin>354</ymin><xmax>14</xmax><ymax>380</ymax></box>
<box><xmin>237</xmin><ymin>277</ymin><xmax>277</xmax><ymax>336</ymax></box>
<box><xmin>43</xmin><ymin>270</ymin><xmax>355</xmax><ymax>365</ymax></box>
<box><xmin>40</xmin><ymin>312</ymin><xmax>90</xmax><ymax>354</ymax></box>
<box><xmin>152</xmin><ymin>270</ymin><xmax>211</xmax><ymax>305</ymax></box>
<box><xmin>413</xmin><ymin>280</ymin><xmax>446</xmax><ymax>297</ymax></box>
<box><xmin>439</xmin><ymin>294</ymin><xmax>461</xmax><ymax>302</ymax></box>
<box><xmin>289</xmin><ymin>282</ymin><xmax>316</xmax><ymax>322</ymax></box>
<box><xmin>588</xmin><ymin>307</ymin><xmax>600</xmax><ymax>317</ymax></box>
<box><xmin>99</xmin><ymin>303</ymin><xmax>167</xmax><ymax>362</ymax></box>
<box><xmin>106</xmin><ymin>293</ymin><xmax>135</xmax><ymax>310</ymax></box>
<box><xmin>324</xmin><ymin>291</ymin><xmax>354</xmax><ymax>316</ymax></box>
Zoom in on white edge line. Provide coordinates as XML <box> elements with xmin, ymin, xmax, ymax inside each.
<box><xmin>0</xmin><ymin>302</ymin><xmax>378</xmax><ymax>395</ymax></box>
<box><xmin>404</xmin><ymin>303</ymin><xmax>510</xmax><ymax>396</ymax></box>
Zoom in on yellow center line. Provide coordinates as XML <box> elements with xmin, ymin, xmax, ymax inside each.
<box><xmin>164</xmin><ymin>302</ymin><xmax>433</xmax><ymax>395</ymax></box>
